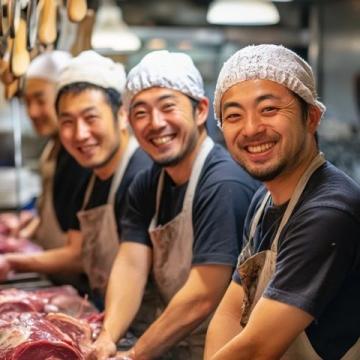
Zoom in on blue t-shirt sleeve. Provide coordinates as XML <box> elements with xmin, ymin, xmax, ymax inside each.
<box><xmin>192</xmin><ymin>179</ymin><xmax>255</xmax><ymax>267</ymax></box>
<box><xmin>264</xmin><ymin>207</ymin><xmax>360</xmax><ymax>318</ymax></box>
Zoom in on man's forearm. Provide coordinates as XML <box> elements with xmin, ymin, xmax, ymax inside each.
<box><xmin>210</xmin><ymin>335</ymin><xmax>278</xmax><ymax>360</ymax></box>
<box><xmin>19</xmin><ymin>216</ymin><xmax>40</xmax><ymax>238</ymax></box>
<box><xmin>102</xmin><ymin>262</ymin><xmax>147</xmax><ymax>342</ymax></box>
<box><xmin>6</xmin><ymin>245</ymin><xmax>82</xmax><ymax>274</ymax></box>
<box><xmin>133</xmin><ymin>292</ymin><xmax>213</xmax><ymax>359</ymax></box>
<box><xmin>101</xmin><ymin>243</ymin><xmax>152</xmax><ymax>344</ymax></box>
<box><xmin>204</xmin><ymin>313</ymin><xmax>243</xmax><ymax>359</ymax></box>
<box><xmin>204</xmin><ymin>281</ymin><xmax>246</xmax><ymax>359</ymax></box>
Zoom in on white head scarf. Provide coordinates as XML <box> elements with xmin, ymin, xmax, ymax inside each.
<box><xmin>214</xmin><ymin>44</ymin><xmax>326</xmax><ymax>126</ymax></box>
<box><xmin>26</xmin><ymin>51</ymin><xmax>72</xmax><ymax>83</ymax></box>
<box><xmin>57</xmin><ymin>50</ymin><xmax>126</xmax><ymax>94</ymax></box>
<box><xmin>123</xmin><ymin>50</ymin><xmax>205</xmax><ymax>110</ymax></box>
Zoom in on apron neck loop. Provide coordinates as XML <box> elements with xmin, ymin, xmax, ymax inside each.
<box><xmin>249</xmin><ymin>152</ymin><xmax>326</xmax><ymax>251</ymax></box>
<box><xmin>153</xmin><ymin>136</ymin><xmax>215</xmax><ymax>224</ymax></box>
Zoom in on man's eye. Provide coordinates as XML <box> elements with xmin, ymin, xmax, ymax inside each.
<box><xmin>133</xmin><ymin>110</ymin><xmax>147</xmax><ymax>119</ymax></box>
<box><xmin>262</xmin><ymin>107</ymin><xmax>277</xmax><ymax>114</ymax></box>
<box><xmin>223</xmin><ymin>113</ymin><xmax>241</xmax><ymax>123</ymax></box>
<box><xmin>162</xmin><ymin>103</ymin><xmax>175</xmax><ymax>111</ymax></box>
<box><xmin>86</xmin><ymin>115</ymin><xmax>98</xmax><ymax>122</ymax></box>
<box><xmin>59</xmin><ymin>119</ymin><xmax>72</xmax><ymax>126</ymax></box>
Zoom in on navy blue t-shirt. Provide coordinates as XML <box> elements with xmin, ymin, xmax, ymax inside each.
<box><xmin>53</xmin><ymin>144</ymin><xmax>91</xmax><ymax>232</ymax></box>
<box><xmin>70</xmin><ymin>148</ymin><xmax>152</xmax><ymax>237</ymax></box>
<box><xmin>121</xmin><ymin>144</ymin><xmax>259</xmax><ymax>267</ymax></box>
<box><xmin>233</xmin><ymin>162</ymin><xmax>360</xmax><ymax>359</ymax></box>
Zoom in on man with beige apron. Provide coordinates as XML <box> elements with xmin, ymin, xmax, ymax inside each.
<box><xmin>91</xmin><ymin>50</ymin><xmax>259</xmax><ymax>360</ymax></box>
<box><xmin>0</xmin><ymin>51</ymin><xmax>152</xmax><ymax>308</ymax></box>
<box><xmin>55</xmin><ymin>51</ymin><xmax>151</xmax><ymax>306</ymax></box>
<box><xmin>0</xmin><ymin>52</ymin><xmax>91</xmax><ymax>290</ymax></box>
<box><xmin>206</xmin><ymin>44</ymin><xmax>360</xmax><ymax>359</ymax></box>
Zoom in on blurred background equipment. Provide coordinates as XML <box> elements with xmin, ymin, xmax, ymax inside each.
<box><xmin>0</xmin><ymin>0</ymin><xmax>359</xmax><ymax>213</ymax></box>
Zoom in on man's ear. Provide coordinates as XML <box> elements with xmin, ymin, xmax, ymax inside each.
<box><xmin>307</xmin><ymin>105</ymin><xmax>322</xmax><ymax>135</ymax></box>
<box><xmin>194</xmin><ymin>97</ymin><xmax>209</xmax><ymax>126</ymax></box>
<box><xmin>117</xmin><ymin>105</ymin><xmax>129</xmax><ymax>131</ymax></box>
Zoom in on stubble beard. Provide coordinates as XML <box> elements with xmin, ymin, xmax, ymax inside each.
<box><xmin>91</xmin><ymin>139</ymin><xmax>121</xmax><ymax>170</ymax></box>
<box><xmin>236</xmin><ymin>137</ymin><xmax>306</xmax><ymax>182</ymax></box>
<box><xmin>153</xmin><ymin>129</ymin><xmax>199</xmax><ymax>168</ymax></box>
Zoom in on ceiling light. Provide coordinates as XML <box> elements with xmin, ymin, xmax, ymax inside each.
<box><xmin>91</xmin><ymin>2</ymin><xmax>141</xmax><ymax>52</ymax></box>
<box><xmin>207</xmin><ymin>0</ymin><xmax>280</xmax><ymax>25</ymax></box>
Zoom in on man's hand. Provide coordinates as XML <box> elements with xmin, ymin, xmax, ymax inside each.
<box><xmin>0</xmin><ymin>211</ymin><xmax>35</xmax><ymax>237</ymax></box>
<box><xmin>87</xmin><ymin>329</ymin><xmax>117</xmax><ymax>360</ymax></box>
<box><xmin>0</xmin><ymin>255</ymin><xmax>11</xmax><ymax>281</ymax></box>
<box><xmin>113</xmin><ymin>348</ymin><xmax>136</xmax><ymax>360</ymax></box>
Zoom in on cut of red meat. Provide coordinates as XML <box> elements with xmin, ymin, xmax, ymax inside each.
<box><xmin>0</xmin><ymin>287</ymin><xmax>103</xmax><ymax>359</ymax></box>
<box><xmin>46</xmin><ymin>312</ymin><xmax>92</xmax><ymax>355</ymax></box>
<box><xmin>0</xmin><ymin>312</ymin><xmax>83</xmax><ymax>360</ymax></box>
<box><xmin>0</xmin><ymin>286</ymin><xmax>97</xmax><ymax>318</ymax></box>
<box><xmin>0</xmin><ymin>289</ymin><xmax>44</xmax><ymax>314</ymax></box>
<box><xmin>0</xmin><ymin>234</ymin><xmax>42</xmax><ymax>254</ymax></box>
<box><xmin>11</xmin><ymin>340</ymin><xmax>83</xmax><ymax>360</ymax></box>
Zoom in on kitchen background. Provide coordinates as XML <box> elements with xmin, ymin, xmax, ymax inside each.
<box><xmin>0</xmin><ymin>0</ymin><xmax>359</xmax><ymax>209</ymax></box>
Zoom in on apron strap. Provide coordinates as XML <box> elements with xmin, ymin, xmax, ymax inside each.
<box><xmin>270</xmin><ymin>152</ymin><xmax>325</xmax><ymax>251</ymax></box>
<box><xmin>246</xmin><ymin>152</ymin><xmax>325</xmax><ymax>255</ymax></box>
<box><xmin>182</xmin><ymin>136</ymin><xmax>214</xmax><ymax>214</ymax></box>
<box><xmin>81</xmin><ymin>174</ymin><xmax>96</xmax><ymax>210</ymax></box>
<box><xmin>248</xmin><ymin>192</ymin><xmax>271</xmax><ymax>241</ymax></box>
<box><xmin>81</xmin><ymin>136</ymin><xmax>139</xmax><ymax>209</ymax></box>
<box><xmin>153</xmin><ymin>136</ymin><xmax>215</xmax><ymax>226</ymax></box>
<box><xmin>108</xmin><ymin>136</ymin><xmax>139</xmax><ymax>205</ymax></box>
<box><xmin>39</xmin><ymin>138</ymin><xmax>56</xmax><ymax>164</ymax></box>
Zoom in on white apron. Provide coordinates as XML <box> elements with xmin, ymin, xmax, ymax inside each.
<box><xmin>77</xmin><ymin>137</ymin><xmax>138</xmax><ymax>296</ymax></box>
<box><xmin>237</xmin><ymin>153</ymin><xmax>360</xmax><ymax>359</ymax></box>
<box><xmin>148</xmin><ymin>137</ymin><xmax>214</xmax><ymax>360</ymax></box>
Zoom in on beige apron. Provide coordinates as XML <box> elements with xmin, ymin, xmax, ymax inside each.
<box><xmin>148</xmin><ymin>136</ymin><xmax>214</xmax><ymax>360</ymax></box>
<box><xmin>34</xmin><ymin>139</ymin><xmax>66</xmax><ymax>249</ymax></box>
<box><xmin>237</xmin><ymin>153</ymin><xmax>360</xmax><ymax>359</ymax></box>
<box><xmin>34</xmin><ymin>139</ymin><xmax>87</xmax><ymax>287</ymax></box>
<box><xmin>77</xmin><ymin>137</ymin><xmax>138</xmax><ymax>296</ymax></box>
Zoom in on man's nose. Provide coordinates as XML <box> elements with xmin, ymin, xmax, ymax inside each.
<box><xmin>27</xmin><ymin>102</ymin><xmax>41</xmax><ymax>120</ymax></box>
<box><xmin>74</xmin><ymin>120</ymin><xmax>90</xmax><ymax>141</ymax></box>
<box><xmin>150</xmin><ymin>108</ymin><xmax>167</xmax><ymax>129</ymax></box>
<box><xmin>242</xmin><ymin>112</ymin><xmax>264</xmax><ymax>138</ymax></box>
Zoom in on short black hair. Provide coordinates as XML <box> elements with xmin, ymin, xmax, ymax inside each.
<box><xmin>55</xmin><ymin>82</ymin><xmax>122</xmax><ymax>120</ymax></box>
<box><xmin>294</xmin><ymin>93</ymin><xmax>319</xmax><ymax>147</ymax></box>
<box><xmin>188</xmin><ymin>96</ymin><xmax>200</xmax><ymax>115</ymax></box>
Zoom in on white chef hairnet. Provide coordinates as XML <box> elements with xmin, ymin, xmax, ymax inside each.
<box><xmin>214</xmin><ymin>44</ymin><xmax>326</xmax><ymax>126</ymax></box>
<box><xmin>26</xmin><ymin>51</ymin><xmax>72</xmax><ymax>83</ymax></box>
<box><xmin>123</xmin><ymin>50</ymin><xmax>205</xmax><ymax>110</ymax></box>
<box><xmin>57</xmin><ymin>50</ymin><xmax>126</xmax><ymax>94</ymax></box>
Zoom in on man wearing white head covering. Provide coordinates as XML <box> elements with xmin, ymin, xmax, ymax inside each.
<box><xmin>91</xmin><ymin>50</ymin><xmax>258</xmax><ymax>359</ymax></box>
<box><xmin>205</xmin><ymin>44</ymin><xmax>360</xmax><ymax>360</ymax></box>
<box><xmin>0</xmin><ymin>51</ymin><xmax>151</xmax><ymax>307</ymax></box>
<box><xmin>0</xmin><ymin>51</ymin><xmax>91</xmax><ymax>290</ymax></box>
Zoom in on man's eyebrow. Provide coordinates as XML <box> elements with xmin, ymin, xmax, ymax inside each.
<box><xmin>222</xmin><ymin>101</ymin><xmax>244</xmax><ymax>113</ymax></box>
<box><xmin>130</xmin><ymin>94</ymin><xmax>177</xmax><ymax>110</ymax></box>
<box><xmin>222</xmin><ymin>94</ymin><xmax>282</xmax><ymax>112</ymax></box>
<box><xmin>59</xmin><ymin>106</ymin><xmax>97</xmax><ymax>117</ymax></box>
<box><xmin>27</xmin><ymin>91</ymin><xmax>45</xmax><ymax>99</ymax></box>
<box><xmin>255</xmin><ymin>94</ymin><xmax>281</xmax><ymax>103</ymax></box>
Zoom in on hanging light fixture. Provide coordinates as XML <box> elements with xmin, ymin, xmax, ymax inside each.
<box><xmin>207</xmin><ymin>0</ymin><xmax>280</xmax><ymax>25</ymax></box>
<box><xmin>91</xmin><ymin>1</ymin><xmax>141</xmax><ymax>52</ymax></box>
